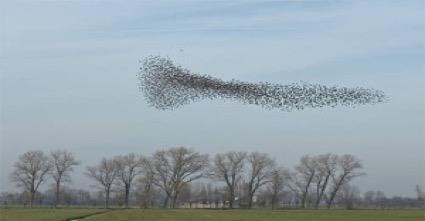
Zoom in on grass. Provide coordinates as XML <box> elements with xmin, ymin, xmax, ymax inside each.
<box><xmin>85</xmin><ymin>209</ymin><xmax>424</xmax><ymax>221</ymax></box>
<box><xmin>0</xmin><ymin>208</ymin><xmax>107</xmax><ymax>221</ymax></box>
<box><xmin>0</xmin><ymin>208</ymin><xmax>424</xmax><ymax>221</ymax></box>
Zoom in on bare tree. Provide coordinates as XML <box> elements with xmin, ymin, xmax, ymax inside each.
<box><xmin>86</xmin><ymin>158</ymin><xmax>118</xmax><ymax>208</ymax></box>
<box><xmin>151</xmin><ymin>150</ymin><xmax>172</xmax><ymax>208</ymax></box>
<box><xmin>267</xmin><ymin>166</ymin><xmax>290</xmax><ymax>209</ymax></box>
<box><xmin>152</xmin><ymin>147</ymin><xmax>208</xmax><ymax>208</ymax></box>
<box><xmin>246</xmin><ymin>152</ymin><xmax>275</xmax><ymax>208</ymax></box>
<box><xmin>10</xmin><ymin>150</ymin><xmax>51</xmax><ymax>208</ymax></box>
<box><xmin>137</xmin><ymin>157</ymin><xmax>156</xmax><ymax>208</ymax></box>
<box><xmin>49</xmin><ymin>150</ymin><xmax>79</xmax><ymax>208</ymax></box>
<box><xmin>326</xmin><ymin>154</ymin><xmax>365</xmax><ymax>208</ymax></box>
<box><xmin>294</xmin><ymin>155</ymin><xmax>316</xmax><ymax>208</ymax></box>
<box><xmin>212</xmin><ymin>151</ymin><xmax>246</xmax><ymax>208</ymax></box>
<box><xmin>114</xmin><ymin>153</ymin><xmax>144</xmax><ymax>208</ymax></box>
<box><xmin>337</xmin><ymin>184</ymin><xmax>360</xmax><ymax>209</ymax></box>
<box><xmin>313</xmin><ymin>153</ymin><xmax>337</xmax><ymax>208</ymax></box>
<box><xmin>284</xmin><ymin>170</ymin><xmax>303</xmax><ymax>207</ymax></box>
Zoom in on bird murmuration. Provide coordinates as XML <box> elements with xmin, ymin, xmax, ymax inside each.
<box><xmin>138</xmin><ymin>56</ymin><xmax>386</xmax><ymax>111</ymax></box>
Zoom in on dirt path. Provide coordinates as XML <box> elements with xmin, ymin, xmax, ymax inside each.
<box><xmin>66</xmin><ymin>209</ymin><xmax>115</xmax><ymax>221</ymax></box>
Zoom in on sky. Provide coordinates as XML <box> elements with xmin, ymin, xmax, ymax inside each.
<box><xmin>0</xmin><ymin>0</ymin><xmax>424</xmax><ymax>197</ymax></box>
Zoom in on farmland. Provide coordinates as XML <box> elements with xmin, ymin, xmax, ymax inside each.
<box><xmin>0</xmin><ymin>208</ymin><xmax>424</xmax><ymax>221</ymax></box>
<box><xmin>0</xmin><ymin>208</ymin><xmax>106</xmax><ymax>221</ymax></box>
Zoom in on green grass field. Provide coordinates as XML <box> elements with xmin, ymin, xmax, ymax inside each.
<box><xmin>0</xmin><ymin>208</ymin><xmax>107</xmax><ymax>221</ymax></box>
<box><xmin>0</xmin><ymin>208</ymin><xmax>424</xmax><ymax>221</ymax></box>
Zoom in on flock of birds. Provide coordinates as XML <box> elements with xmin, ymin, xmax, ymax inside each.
<box><xmin>138</xmin><ymin>56</ymin><xmax>386</xmax><ymax>111</ymax></box>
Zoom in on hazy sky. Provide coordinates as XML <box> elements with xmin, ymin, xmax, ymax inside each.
<box><xmin>1</xmin><ymin>0</ymin><xmax>424</xmax><ymax>197</ymax></box>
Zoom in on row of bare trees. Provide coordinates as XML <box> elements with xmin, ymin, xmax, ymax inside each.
<box><xmin>10</xmin><ymin>150</ymin><xmax>79</xmax><ymax>208</ymax></box>
<box><xmin>288</xmin><ymin>153</ymin><xmax>365</xmax><ymax>209</ymax></box>
<box><xmin>11</xmin><ymin>148</ymin><xmax>418</xmax><ymax>209</ymax></box>
<box><xmin>85</xmin><ymin>148</ymin><xmax>208</xmax><ymax>208</ymax></box>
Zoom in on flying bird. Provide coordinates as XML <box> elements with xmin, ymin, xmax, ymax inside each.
<box><xmin>138</xmin><ymin>56</ymin><xmax>386</xmax><ymax>111</ymax></box>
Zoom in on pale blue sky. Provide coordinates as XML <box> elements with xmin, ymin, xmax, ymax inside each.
<box><xmin>0</xmin><ymin>0</ymin><xmax>424</xmax><ymax>197</ymax></box>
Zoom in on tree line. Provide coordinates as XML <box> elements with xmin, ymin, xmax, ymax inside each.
<box><xmin>5</xmin><ymin>148</ymin><xmax>425</xmax><ymax>209</ymax></box>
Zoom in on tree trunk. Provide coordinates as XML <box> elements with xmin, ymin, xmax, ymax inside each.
<box><xmin>142</xmin><ymin>193</ymin><xmax>150</xmax><ymax>209</ymax></box>
<box><xmin>327</xmin><ymin>189</ymin><xmax>338</xmax><ymax>208</ymax></box>
<box><xmin>247</xmin><ymin>192</ymin><xmax>253</xmax><ymax>208</ymax></box>
<box><xmin>327</xmin><ymin>175</ymin><xmax>346</xmax><ymax>208</ymax></box>
<box><xmin>105</xmin><ymin>188</ymin><xmax>110</xmax><ymax>209</ymax></box>
<box><xmin>29</xmin><ymin>190</ymin><xmax>35</xmax><ymax>208</ymax></box>
<box><xmin>229</xmin><ymin>190</ymin><xmax>234</xmax><ymax>209</ymax></box>
<box><xmin>271</xmin><ymin>191</ymin><xmax>278</xmax><ymax>210</ymax></box>
<box><xmin>55</xmin><ymin>180</ymin><xmax>61</xmax><ymax>208</ymax></box>
<box><xmin>124</xmin><ymin>184</ymin><xmax>130</xmax><ymax>208</ymax></box>
<box><xmin>142</xmin><ymin>183</ymin><xmax>152</xmax><ymax>209</ymax></box>
<box><xmin>171</xmin><ymin>195</ymin><xmax>177</xmax><ymax>208</ymax></box>
<box><xmin>163</xmin><ymin>196</ymin><xmax>169</xmax><ymax>208</ymax></box>
<box><xmin>301</xmin><ymin>192</ymin><xmax>307</xmax><ymax>208</ymax></box>
<box><xmin>301</xmin><ymin>174</ymin><xmax>314</xmax><ymax>208</ymax></box>
<box><xmin>315</xmin><ymin>175</ymin><xmax>330</xmax><ymax>209</ymax></box>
